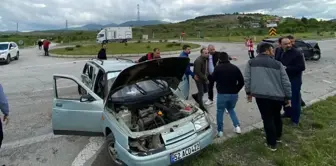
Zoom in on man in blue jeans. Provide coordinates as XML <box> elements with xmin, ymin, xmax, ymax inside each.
<box><xmin>0</xmin><ymin>83</ymin><xmax>9</xmax><ymax>148</ymax></box>
<box><xmin>212</xmin><ymin>52</ymin><xmax>244</xmax><ymax>137</ymax></box>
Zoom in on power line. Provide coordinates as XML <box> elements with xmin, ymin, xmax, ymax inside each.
<box><xmin>137</xmin><ymin>4</ymin><xmax>140</xmax><ymax>21</ymax></box>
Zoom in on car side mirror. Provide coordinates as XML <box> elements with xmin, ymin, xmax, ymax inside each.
<box><xmin>80</xmin><ymin>94</ymin><xmax>95</xmax><ymax>102</ymax></box>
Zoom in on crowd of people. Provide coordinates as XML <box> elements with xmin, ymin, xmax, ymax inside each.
<box><xmin>0</xmin><ymin>36</ymin><xmax>305</xmax><ymax>151</ymax></box>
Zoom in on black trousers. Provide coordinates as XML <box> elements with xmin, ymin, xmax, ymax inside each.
<box><xmin>248</xmin><ymin>50</ymin><xmax>255</xmax><ymax>59</ymax></box>
<box><xmin>0</xmin><ymin>119</ymin><xmax>3</xmax><ymax>148</ymax></box>
<box><xmin>44</xmin><ymin>47</ymin><xmax>49</xmax><ymax>56</ymax></box>
<box><xmin>256</xmin><ymin>98</ymin><xmax>283</xmax><ymax>146</ymax></box>
<box><xmin>207</xmin><ymin>74</ymin><xmax>215</xmax><ymax>101</ymax></box>
<box><xmin>192</xmin><ymin>81</ymin><xmax>208</xmax><ymax>110</ymax></box>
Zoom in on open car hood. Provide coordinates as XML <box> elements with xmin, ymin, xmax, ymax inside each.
<box><xmin>108</xmin><ymin>57</ymin><xmax>190</xmax><ymax>95</ymax></box>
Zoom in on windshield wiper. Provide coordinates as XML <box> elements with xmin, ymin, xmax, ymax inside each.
<box><xmin>152</xmin><ymin>80</ymin><xmax>166</xmax><ymax>90</ymax></box>
<box><xmin>134</xmin><ymin>83</ymin><xmax>147</xmax><ymax>95</ymax></box>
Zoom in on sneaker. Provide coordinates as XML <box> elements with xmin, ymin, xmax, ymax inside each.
<box><xmin>264</xmin><ymin>143</ymin><xmax>277</xmax><ymax>151</ymax></box>
<box><xmin>217</xmin><ymin>131</ymin><xmax>223</xmax><ymax>137</ymax></box>
<box><xmin>204</xmin><ymin>99</ymin><xmax>213</xmax><ymax>105</ymax></box>
<box><xmin>225</xmin><ymin>110</ymin><xmax>229</xmax><ymax>114</ymax></box>
<box><xmin>234</xmin><ymin>126</ymin><xmax>242</xmax><ymax>134</ymax></box>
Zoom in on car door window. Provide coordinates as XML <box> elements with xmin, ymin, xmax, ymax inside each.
<box><xmin>55</xmin><ymin>76</ymin><xmax>88</xmax><ymax>100</ymax></box>
<box><xmin>295</xmin><ymin>41</ymin><xmax>308</xmax><ymax>48</ymax></box>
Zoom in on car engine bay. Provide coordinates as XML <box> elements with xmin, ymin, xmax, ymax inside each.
<box><xmin>114</xmin><ymin>94</ymin><xmax>200</xmax><ymax>154</ymax></box>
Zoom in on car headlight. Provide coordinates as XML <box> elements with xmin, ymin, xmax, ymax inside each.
<box><xmin>193</xmin><ymin>115</ymin><xmax>209</xmax><ymax>132</ymax></box>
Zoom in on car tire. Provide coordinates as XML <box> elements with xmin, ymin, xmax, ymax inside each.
<box><xmin>312</xmin><ymin>53</ymin><xmax>321</xmax><ymax>61</ymax></box>
<box><xmin>105</xmin><ymin>133</ymin><xmax>125</xmax><ymax>166</ymax></box>
<box><xmin>14</xmin><ymin>51</ymin><xmax>19</xmax><ymax>60</ymax></box>
<box><xmin>5</xmin><ymin>54</ymin><xmax>11</xmax><ymax>64</ymax></box>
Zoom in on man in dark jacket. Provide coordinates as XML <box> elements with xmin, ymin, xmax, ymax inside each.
<box><xmin>0</xmin><ymin>83</ymin><xmax>9</xmax><ymax>148</ymax></box>
<box><xmin>137</xmin><ymin>48</ymin><xmax>161</xmax><ymax>63</ymax></box>
<box><xmin>287</xmin><ymin>35</ymin><xmax>306</xmax><ymax>107</ymax></box>
<box><xmin>97</xmin><ymin>44</ymin><xmax>107</xmax><ymax>60</ymax></box>
<box><xmin>275</xmin><ymin>37</ymin><xmax>305</xmax><ymax>125</ymax></box>
<box><xmin>205</xmin><ymin>44</ymin><xmax>236</xmax><ymax>106</ymax></box>
<box><xmin>43</xmin><ymin>39</ymin><xmax>51</xmax><ymax>56</ymax></box>
<box><xmin>179</xmin><ymin>45</ymin><xmax>197</xmax><ymax>80</ymax></box>
<box><xmin>192</xmin><ymin>48</ymin><xmax>209</xmax><ymax>111</ymax></box>
<box><xmin>213</xmin><ymin>52</ymin><xmax>244</xmax><ymax>137</ymax></box>
<box><xmin>244</xmin><ymin>42</ymin><xmax>292</xmax><ymax>151</ymax></box>
<box><xmin>37</xmin><ymin>40</ymin><xmax>43</xmax><ymax>50</ymax></box>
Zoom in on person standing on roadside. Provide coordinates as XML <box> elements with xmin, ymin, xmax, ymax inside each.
<box><xmin>37</xmin><ymin>40</ymin><xmax>43</xmax><ymax>50</ymax></box>
<box><xmin>192</xmin><ymin>48</ymin><xmax>209</xmax><ymax>112</ymax></box>
<box><xmin>275</xmin><ymin>37</ymin><xmax>305</xmax><ymax>125</ymax></box>
<box><xmin>246</xmin><ymin>38</ymin><xmax>255</xmax><ymax>59</ymax></box>
<box><xmin>97</xmin><ymin>44</ymin><xmax>107</xmax><ymax>60</ymax></box>
<box><xmin>0</xmin><ymin>83</ymin><xmax>9</xmax><ymax>148</ymax></box>
<box><xmin>244</xmin><ymin>42</ymin><xmax>292</xmax><ymax>151</ymax></box>
<box><xmin>179</xmin><ymin>45</ymin><xmax>198</xmax><ymax>96</ymax></box>
<box><xmin>136</xmin><ymin>48</ymin><xmax>161</xmax><ymax>63</ymax></box>
<box><xmin>213</xmin><ymin>52</ymin><xmax>244</xmax><ymax>137</ymax></box>
<box><xmin>205</xmin><ymin>44</ymin><xmax>237</xmax><ymax>106</ymax></box>
<box><xmin>42</xmin><ymin>39</ymin><xmax>51</xmax><ymax>56</ymax></box>
<box><xmin>286</xmin><ymin>35</ymin><xmax>306</xmax><ymax>107</ymax></box>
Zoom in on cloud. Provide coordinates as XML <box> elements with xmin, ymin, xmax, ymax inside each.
<box><xmin>0</xmin><ymin>0</ymin><xmax>335</xmax><ymax>31</ymax></box>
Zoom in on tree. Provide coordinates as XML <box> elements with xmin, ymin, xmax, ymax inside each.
<box><xmin>301</xmin><ymin>17</ymin><xmax>308</xmax><ymax>24</ymax></box>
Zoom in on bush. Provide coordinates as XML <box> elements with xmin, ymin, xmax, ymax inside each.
<box><xmin>124</xmin><ymin>42</ymin><xmax>128</xmax><ymax>46</ymax></box>
<box><xmin>159</xmin><ymin>39</ymin><xmax>162</xmax><ymax>42</ymax></box>
<box><xmin>148</xmin><ymin>41</ymin><xmax>151</xmax><ymax>43</ymax></box>
<box><xmin>166</xmin><ymin>43</ymin><xmax>174</xmax><ymax>48</ymax></box>
<box><xmin>164</xmin><ymin>39</ymin><xmax>168</xmax><ymax>42</ymax></box>
<box><xmin>146</xmin><ymin>45</ymin><xmax>151</xmax><ymax>49</ymax></box>
<box><xmin>75</xmin><ymin>45</ymin><xmax>81</xmax><ymax>48</ymax></box>
<box><xmin>137</xmin><ymin>40</ymin><xmax>141</xmax><ymax>43</ymax></box>
<box><xmin>65</xmin><ymin>47</ymin><xmax>74</xmax><ymax>51</ymax></box>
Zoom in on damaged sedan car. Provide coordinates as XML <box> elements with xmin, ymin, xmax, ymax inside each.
<box><xmin>51</xmin><ymin>57</ymin><xmax>214</xmax><ymax>166</ymax></box>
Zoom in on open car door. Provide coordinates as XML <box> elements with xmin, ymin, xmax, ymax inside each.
<box><xmin>52</xmin><ymin>74</ymin><xmax>104</xmax><ymax>136</ymax></box>
<box><xmin>173</xmin><ymin>75</ymin><xmax>190</xmax><ymax>100</ymax></box>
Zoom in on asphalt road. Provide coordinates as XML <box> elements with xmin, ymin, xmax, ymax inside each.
<box><xmin>1</xmin><ymin>40</ymin><xmax>336</xmax><ymax>166</ymax></box>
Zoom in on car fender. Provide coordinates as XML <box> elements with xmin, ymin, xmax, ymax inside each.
<box><xmin>102</xmin><ymin>111</ymin><xmax>129</xmax><ymax>149</ymax></box>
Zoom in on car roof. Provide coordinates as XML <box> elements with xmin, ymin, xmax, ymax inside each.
<box><xmin>89</xmin><ymin>58</ymin><xmax>135</xmax><ymax>72</ymax></box>
<box><xmin>0</xmin><ymin>42</ymin><xmax>12</xmax><ymax>44</ymax></box>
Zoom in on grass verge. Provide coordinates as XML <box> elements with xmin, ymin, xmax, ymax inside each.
<box><xmin>50</xmin><ymin>42</ymin><xmax>200</xmax><ymax>55</ymax></box>
<box><xmin>179</xmin><ymin>96</ymin><xmax>336</xmax><ymax>166</ymax></box>
<box><xmin>185</xmin><ymin>32</ymin><xmax>336</xmax><ymax>42</ymax></box>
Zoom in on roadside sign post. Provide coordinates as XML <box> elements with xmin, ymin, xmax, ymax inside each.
<box><xmin>267</xmin><ymin>23</ymin><xmax>277</xmax><ymax>37</ymax></box>
<box><xmin>18</xmin><ymin>40</ymin><xmax>24</xmax><ymax>48</ymax></box>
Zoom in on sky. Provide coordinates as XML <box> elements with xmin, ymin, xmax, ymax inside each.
<box><xmin>0</xmin><ymin>0</ymin><xmax>335</xmax><ymax>31</ymax></box>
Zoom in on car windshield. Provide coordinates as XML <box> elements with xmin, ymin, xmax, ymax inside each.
<box><xmin>0</xmin><ymin>44</ymin><xmax>8</xmax><ymax>50</ymax></box>
<box><xmin>98</xmin><ymin>34</ymin><xmax>104</xmax><ymax>38</ymax></box>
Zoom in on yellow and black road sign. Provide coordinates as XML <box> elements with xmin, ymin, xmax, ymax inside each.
<box><xmin>269</xmin><ymin>27</ymin><xmax>277</xmax><ymax>36</ymax></box>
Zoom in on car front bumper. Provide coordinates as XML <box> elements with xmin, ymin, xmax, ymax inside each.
<box><xmin>115</xmin><ymin>125</ymin><xmax>214</xmax><ymax>166</ymax></box>
<box><xmin>0</xmin><ymin>53</ymin><xmax>7</xmax><ymax>61</ymax></box>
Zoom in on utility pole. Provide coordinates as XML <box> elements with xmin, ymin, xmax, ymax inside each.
<box><xmin>16</xmin><ymin>22</ymin><xmax>19</xmax><ymax>33</ymax></box>
<box><xmin>65</xmin><ymin>20</ymin><xmax>68</xmax><ymax>30</ymax></box>
<box><xmin>137</xmin><ymin>4</ymin><xmax>140</xmax><ymax>21</ymax></box>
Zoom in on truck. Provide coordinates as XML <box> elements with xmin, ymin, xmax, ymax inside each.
<box><xmin>96</xmin><ymin>27</ymin><xmax>132</xmax><ymax>44</ymax></box>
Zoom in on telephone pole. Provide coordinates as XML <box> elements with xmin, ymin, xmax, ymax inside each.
<box><xmin>65</xmin><ymin>20</ymin><xmax>68</xmax><ymax>30</ymax></box>
<box><xmin>137</xmin><ymin>4</ymin><xmax>140</xmax><ymax>21</ymax></box>
<box><xmin>16</xmin><ymin>22</ymin><xmax>19</xmax><ymax>33</ymax></box>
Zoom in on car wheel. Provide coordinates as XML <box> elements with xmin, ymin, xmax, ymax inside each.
<box><xmin>14</xmin><ymin>51</ymin><xmax>19</xmax><ymax>60</ymax></box>
<box><xmin>5</xmin><ymin>54</ymin><xmax>11</xmax><ymax>64</ymax></box>
<box><xmin>312</xmin><ymin>53</ymin><xmax>321</xmax><ymax>61</ymax></box>
<box><xmin>106</xmin><ymin>133</ymin><xmax>125</xmax><ymax>166</ymax></box>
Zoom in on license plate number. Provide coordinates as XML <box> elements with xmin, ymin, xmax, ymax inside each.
<box><xmin>170</xmin><ymin>142</ymin><xmax>201</xmax><ymax>163</ymax></box>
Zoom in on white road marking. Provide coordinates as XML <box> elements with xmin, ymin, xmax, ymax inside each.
<box><xmin>323</xmin><ymin>80</ymin><xmax>333</xmax><ymax>84</ymax></box>
<box><xmin>1</xmin><ymin>133</ymin><xmax>63</xmax><ymax>151</ymax></box>
<box><xmin>32</xmin><ymin>85</ymin><xmax>77</xmax><ymax>93</ymax></box>
<box><xmin>71</xmin><ymin>137</ymin><xmax>105</xmax><ymax>166</ymax></box>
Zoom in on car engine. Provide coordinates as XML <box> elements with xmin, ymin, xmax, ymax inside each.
<box><xmin>115</xmin><ymin>94</ymin><xmax>196</xmax><ymax>132</ymax></box>
<box><xmin>115</xmin><ymin>94</ymin><xmax>199</xmax><ymax>154</ymax></box>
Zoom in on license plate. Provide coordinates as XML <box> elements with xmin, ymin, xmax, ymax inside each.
<box><xmin>170</xmin><ymin>142</ymin><xmax>201</xmax><ymax>163</ymax></box>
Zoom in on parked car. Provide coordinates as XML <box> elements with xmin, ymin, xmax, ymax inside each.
<box><xmin>0</xmin><ymin>42</ymin><xmax>20</xmax><ymax>64</ymax></box>
<box><xmin>257</xmin><ymin>38</ymin><xmax>321</xmax><ymax>61</ymax></box>
<box><xmin>51</xmin><ymin>57</ymin><xmax>214</xmax><ymax>166</ymax></box>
